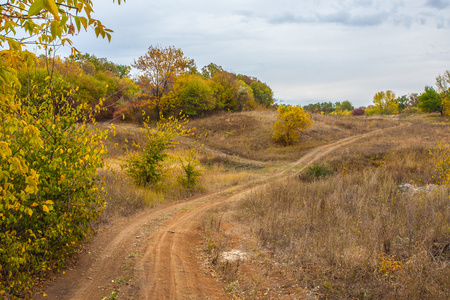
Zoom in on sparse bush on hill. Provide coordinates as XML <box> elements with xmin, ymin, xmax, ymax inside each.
<box><xmin>177</xmin><ymin>149</ymin><xmax>203</xmax><ymax>191</ymax></box>
<box><xmin>123</xmin><ymin>116</ymin><xmax>191</xmax><ymax>186</ymax></box>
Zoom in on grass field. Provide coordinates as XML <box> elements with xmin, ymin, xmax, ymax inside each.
<box><xmin>200</xmin><ymin>112</ymin><xmax>450</xmax><ymax>299</ymax></box>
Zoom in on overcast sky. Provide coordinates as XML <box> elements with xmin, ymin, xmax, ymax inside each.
<box><xmin>60</xmin><ymin>0</ymin><xmax>450</xmax><ymax>107</ymax></box>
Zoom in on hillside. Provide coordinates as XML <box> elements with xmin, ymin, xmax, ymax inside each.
<box><xmin>34</xmin><ymin>112</ymin><xmax>450</xmax><ymax>299</ymax></box>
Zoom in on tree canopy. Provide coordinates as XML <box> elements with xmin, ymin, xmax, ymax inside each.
<box><xmin>418</xmin><ymin>86</ymin><xmax>443</xmax><ymax>114</ymax></box>
<box><xmin>273</xmin><ymin>105</ymin><xmax>313</xmax><ymax>146</ymax></box>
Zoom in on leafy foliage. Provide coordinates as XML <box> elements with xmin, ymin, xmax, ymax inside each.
<box><xmin>0</xmin><ymin>0</ymin><xmax>122</xmax><ymax>55</ymax></box>
<box><xmin>249</xmin><ymin>81</ymin><xmax>274</xmax><ymax>107</ymax></box>
<box><xmin>418</xmin><ymin>86</ymin><xmax>444</xmax><ymax>115</ymax></box>
<box><xmin>273</xmin><ymin>105</ymin><xmax>313</xmax><ymax>146</ymax></box>
<box><xmin>16</xmin><ymin>55</ymin><xmax>137</xmax><ymax>121</ymax></box>
<box><xmin>303</xmin><ymin>101</ymin><xmax>354</xmax><ymax>115</ymax></box>
<box><xmin>178</xmin><ymin>149</ymin><xmax>203</xmax><ymax>191</ymax></box>
<box><xmin>0</xmin><ymin>70</ymin><xmax>108</xmax><ymax>297</ymax></box>
<box><xmin>372</xmin><ymin>90</ymin><xmax>398</xmax><ymax>114</ymax></box>
<box><xmin>351</xmin><ymin>108</ymin><xmax>365</xmax><ymax>116</ymax></box>
<box><xmin>433</xmin><ymin>142</ymin><xmax>450</xmax><ymax>185</ymax></box>
<box><xmin>161</xmin><ymin>74</ymin><xmax>215</xmax><ymax>117</ymax></box>
<box><xmin>132</xmin><ymin>45</ymin><xmax>191</xmax><ymax>117</ymax></box>
<box><xmin>124</xmin><ymin>116</ymin><xmax>191</xmax><ymax>186</ymax></box>
<box><xmin>0</xmin><ymin>0</ymin><xmax>121</xmax><ymax>297</ymax></box>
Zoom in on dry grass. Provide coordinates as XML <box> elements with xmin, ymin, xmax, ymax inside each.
<box><xmin>96</xmin><ymin>128</ymin><xmax>258</xmax><ymax>222</ymax></box>
<box><xmin>202</xmin><ymin>114</ymin><xmax>450</xmax><ymax>299</ymax></box>
<box><xmin>188</xmin><ymin>111</ymin><xmax>400</xmax><ymax>162</ymax></box>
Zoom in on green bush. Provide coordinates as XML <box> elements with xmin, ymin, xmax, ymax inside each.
<box><xmin>124</xmin><ymin>116</ymin><xmax>190</xmax><ymax>186</ymax></box>
<box><xmin>302</xmin><ymin>163</ymin><xmax>335</xmax><ymax>181</ymax></box>
<box><xmin>178</xmin><ymin>149</ymin><xmax>203</xmax><ymax>191</ymax></box>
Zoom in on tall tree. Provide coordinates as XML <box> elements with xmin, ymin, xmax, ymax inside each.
<box><xmin>340</xmin><ymin>100</ymin><xmax>354</xmax><ymax>111</ymax></box>
<box><xmin>160</xmin><ymin>74</ymin><xmax>215</xmax><ymax>117</ymax></box>
<box><xmin>418</xmin><ymin>86</ymin><xmax>443</xmax><ymax>114</ymax></box>
<box><xmin>435</xmin><ymin>71</ymin><xmax>450</xmax><ymax>115</ymax></box>
<box><xmin>132</xmin><ymin>45</ymin><xmax>190</xmax><ymax>118</ymax></box>
<box><xmin>250</xmin><ymin>81</ymin><xmax>274</xmax><ymax>107</ymax></box>
<box><xmin>373</xmin><ymin>90</ymin><xmax>398</xmax><ymax>114</ymax></box>
<box><xmin>210</xmin><ymin>70</ymin><xmax>240</xmax><ymax>111</ymax></box>
<box><xmin>201</xmin><ymin>63</ymin><xmax>223</xmax><ymax>79</ymax></box>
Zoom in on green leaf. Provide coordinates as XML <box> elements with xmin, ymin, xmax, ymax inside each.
<box><xmin>50</xmin><ymin>21</ymin><xmax>57</xmax><ymax>38</ymax></box>
<box><xmin>60</xmin><ymin>15</ymin><xmax>68</xmax><ymax>27</ymax></box>
<box><xmin>74</xmin><ymin>17</ymin><xmax>81</xmax><ymax>32</ymax></box>
<box><xmin>28</xmin><ymin>0</ymin><xmax>45</xmax><ymax>17</ymax></box>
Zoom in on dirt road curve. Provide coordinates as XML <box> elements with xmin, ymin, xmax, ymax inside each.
<box><xmin>36</xmin><ymin>125</ymin><xmax>402</xmax><ymax>299</ymax></box>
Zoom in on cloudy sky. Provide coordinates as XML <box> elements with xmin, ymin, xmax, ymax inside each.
<box><xmin>61</xmin><ymin>0</ymin><xmax>450</xmax><ymax>107</ymax></box>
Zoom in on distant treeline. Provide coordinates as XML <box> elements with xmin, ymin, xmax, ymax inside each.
<box><xmin>17</xmin><ymin>46</ymin><xmax>275</xmax><ymax>123</ymax></box>
<box><xmin>303</xmin><ymin>72</ymin><xmax>450</xmax><ymax>116</ymax></box>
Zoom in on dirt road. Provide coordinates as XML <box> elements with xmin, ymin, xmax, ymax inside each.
<box><xmin>36</xmin><ymin>125</ymin><xmax>401</xmax><ymax>299</ymax></box>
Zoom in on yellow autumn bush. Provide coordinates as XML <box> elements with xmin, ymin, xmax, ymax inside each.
<box><xmin>0</xmin><ymin>0</ymin><xmax>121</xmax><ymax>297</ymax></box>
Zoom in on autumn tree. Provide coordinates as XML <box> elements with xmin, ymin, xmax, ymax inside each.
<box><xmin>340</xmin><ymin>100</ymin><xmax>354</xmax><ymax>111</ymax></box>
<box><xmin>250</xmin><ymin>80</ymin><xmax>274</xmax><ymax>107</ymax></box>
<box><xmin>210</xmin><ymin>70</ymin><xmax>240</xmax><ymax>111</ymax></box>
<box><xmin>160</xmin><ymin>74</ymin><xmax>215</xmax><ymax>117</ymax></box>
<box><xmin>435</xmin><ymin>71</ymin><xmax>450</xmax><ymax>115</ymax></box>
<box><xmin>0</xmin><ymin>0</ymin><xmax>118</xmax><ymax>55</ymax></box>
<box><xmin>273</xmin><ymin>105</ymin><xmax>313</xmax><ymax>146</ymax></box>
<box><xmin>132</xmin><ymin>45</ymin><xmax>191</xmax><ymax>118</ymax></box>
<box><xmin>124</xmin><ymin>116</ymin><xmax>191</xmax><ymax>186</ymax></box>
<box><xmin>237</xmin><ymin>80</ymin><xmax>257</xmax><ymax>110</ymax></box>
<box><xmin>372</xmin><ymin>90</ymin><xmax>398</xmax><ymax>114</ymax></box>
<box><xmin>201</xmin><ymin>62</ymin><xmax>224</xmax><ymax>79</ymax></box>
<box><xmin>0</xmin><ymin>0</ymin><xmax>121</xmax><ymax>296</ymax></box>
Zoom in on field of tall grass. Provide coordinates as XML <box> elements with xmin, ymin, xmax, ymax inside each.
<box><xmin>203</xmin><ymin>115</ymin><xmax>450</xmax><ymax>299</ymax></box>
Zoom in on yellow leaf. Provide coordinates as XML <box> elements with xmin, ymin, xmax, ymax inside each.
<box><xmin>30</xmin><ymin>202</ymin><xmax>38</xmax><ymax>208</ymax></box>
<box><xmin>42</xmin><ymin>205</ymin><xmax>49</xmax><ymax>213</ymax></box>
<box><xmin>26</xmin><ymin>208</ymin><xmax>33</xmax><ymax>216</ymax></box>
<box><xmin>43</xmin><ymin>0</ymin><xmax>60</xmax><ymax>21</ymax></box>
